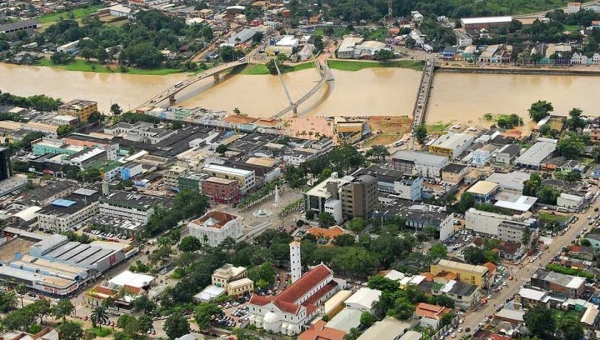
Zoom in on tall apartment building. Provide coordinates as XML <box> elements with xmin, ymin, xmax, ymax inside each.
<box><xmin>340</xmin><ymin>175</ymin><xmax>377</xmax><ymax>219</ymax></box>
<box><xmin>58</xmin><ymin>99</ymin><xmax>98</xmax><ymax>123</ymax></box>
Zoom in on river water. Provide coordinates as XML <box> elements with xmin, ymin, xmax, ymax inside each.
<box><xmin>1</xmin><ymin>63</ymin><xmax>599</xmax><ymax>121</ymax></box>
<box><xmin>426</xmin><ymin>72</ymin><xmax>600</xmax><ymax>125</ymax></box>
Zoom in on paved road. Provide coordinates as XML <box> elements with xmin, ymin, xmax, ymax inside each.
<box><xmin>462</xmin><ymin>200</ymin><xmax>598</xmax><ymax>334</ymax></box>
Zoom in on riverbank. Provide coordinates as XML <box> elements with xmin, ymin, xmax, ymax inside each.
<box><xmin>240</xmin><ymin>59</ymin><xmax>425</xmax><ymax>75</ymax></box>
<box><xmin>328</xmin><ymin>60</ymin><xmax>425</xmax><ymax>72</ymax></box>
<box><xmin>37</xmin><ymin>59</ymin><xmax>185</xmax><ymax>76</ymax></box>
<box><xmin>437</xmin><ymin>65</ymin><xmax>600</xmax><ymax>76</ymax></box>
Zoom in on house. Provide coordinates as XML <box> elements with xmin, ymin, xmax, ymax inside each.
<box><xmin>530</xmin><ymin>268</ymin><xmax>585</xmax><ymax>298</ymax></box>
<box><xmin>430</xmin><ymin>259</ymin><xmax>495</xmax><ymax>288</ymax></box>
<box><xmin>453</xmin><ymin>30</ymin><xmax>472</xmax><ymax>47</ymax></box>
<box><xmin>472</xmin><ymin>144</ymin><xmax>498</xmax><ymax>166</ymax></box>
<box><xmin>248</xmin><ymin>264</ymin><xmax>339</xmax><ymax>336</ymax></box>
<box><xmin>557</xmin><ymin>193</ymin><xmax>584</xmax><ymax>211</ymax></box>
<box><xmin>212</xmin><ymin>264</ymin><xmax>254</xmax><ymax>297</ymax></box>
<box><xmin>413</xmin><ymin>303</ymin><xmax>451</xmax><ymax>329</ymax></box>
<box><xmin>568</xmin><ymin>245</ymin><xmax>595</xmax><ymax>261</ymax></box>
<box><xmin>188</xmin><ymin>210</ymin><xmax>243</xmax><ymax>247</ymax></box>
<box><xmin>580</xmin><ymin>305</ymin><xmax>600</xmax><ymax>329</ymax></box>
<box><xmin>585</xmin><ymin>233</ymin><xmax>600</xmax><ymax>249</ymax></box>
<box><xmin>441</xmin><ymin>163</ymin><xmax>469</xmax><ymax>184</ymax></box>
<box><xmin>516</xmin><ymin>286</ymin><xmax>548</xmax><ymax>307</ymax></box>
<box><xmin>566</xmin><ymin>2</ymin><xmax>582</xmax><ymax>14</ymax></box>
<box><xmin>571</xmin><ymin>52</ymin><xmax>589</xmax><ymax>64</ymax></box>
<box><xmin>337</xmin><ymin>37</ymin><xmax>364</xmax><ymax>59</ymax></box>
<box><xmin>439</xmin><ymin>280</ymin><xmax>480</xmax><ymax>310</ymax></box>
<box><xmin>498</xmin><ymin>241</ymin><xmax>525</xmax><ymax>261</ymax></box>
<box><xmin>306</xmin><ymin>226</ymin><xmax>345</xmax><ymax>243</ymax></box>
<box><xmin>298</xmin><ymin>320</ymin><xmax>345</xmax><ymax>340</ymax></box>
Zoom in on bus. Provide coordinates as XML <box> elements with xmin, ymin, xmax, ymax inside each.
<box><xmin>174</xmin><ymin>81</ymin><xmax>184</xmax><ymax>88</ymax></box>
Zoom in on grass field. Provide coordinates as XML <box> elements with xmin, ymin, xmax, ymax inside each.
<box><xmin>38</xmin><ymin>59</ymin><xmax>183</xmax><ymax>75</ymax></box>
<box><xmin>39</xmin><ymin>5</ymin><xmax>103</xmax><ymax>24</ymax></box>
<box><xmin>425</xmin><ymin>122</ymin><xmax>452</xmax><ymax>133</ymax></box>
<box><xmin>328</xmin><ymin>60</ymin><xmax>425</xmax><ymax>72</ymax></box>
<box><xmin>539</xmin><ymin>212</ymin><xmax>569</xmax><ymax>224</ymax></box>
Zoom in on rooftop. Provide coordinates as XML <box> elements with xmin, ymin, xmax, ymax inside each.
<box><xmin>443</xmin><ymin>163</ymin><xmax>468</xmax><ymax>174</ymax></box>
<box><xmin>515</xmin><ymin>139</ymin><xmax>557</xmax><ymax>166</ymax></box>
<box><xmin>467</xmin><ymin>180</ymin><xmax>499</xmax><ymax>195</ymax></box>
<box><xmin>461</xmin><ymin>16</ymin><xmax>513</xmax><ymax>25</ymax></box>
<box><xmin>532</xmin><ymin>268</ymin><xmax>586</xmax><ymax>289</ymax></box>
<box><xmin>391</xmin><ymin>150</ymin><xmax>448</xmax><ymax>167</ymax></box>
<box><xmin>99</xmin><ymin>191</ymin><xmax>166</xmax><ymax>210</ymax></box>
<box><xmin>356</xmin><ymin>317</ymin><xmax>413</xmax><ymax>340</ymax></box>
<box><xmin>345</xmin><ymin>288</ymin><xmax>382</xmax><ymax>309</ymax></box>
<box><xmin>430</xmin><ymin>132</ymin><xmax>475</xmax><ymax>150</ymax></box>
<box><xmin>107</xmin><ymin>270</ymin><xmax>155</xmax><ymax>289</ymax></box>
<box><xmin>191</xmin><ymin>210</ymin><xmax>240</xmax><ymax>230</ymax></box>
<box><xmin>414</xmin><ymin>303</ymin><xmax>451</xmax><ymax>320</ymax></box>
<box><xmin>203</xmin><ymin>163</ymin><xmax>252</xmax><ymax>177</ymax></box>
<box><xmin>38</xmin><ymin>188</ymin><xmax>101</xmax><ymax>217</ymax></box>
<box><xmin>486</xmin><ymin>172</ymin><xmax>530</xmax><ymax>191</ymax></box>
<box><xmin>434</xmin><ymin>259</ymin><xmax>488</xmax><ymax>275</ymax></box>
<box><xmin>494</xmin><ymin>194</ymin><xmax>537</xmax><ymax>212</ymax></box>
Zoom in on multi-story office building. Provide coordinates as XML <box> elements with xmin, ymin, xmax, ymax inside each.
<box><xmin>58</xmin><ymin>99</ymin><xmax>98</xmax><ymax>123</ymax></box>
<box><xmin>201</xmin><ymin>177</ymin><xmax>241</xmax><ymax>204</ymax></box>
<box><xmin>0</xmin><ymin>147</ymin><xmax>12</xmax><ymax>181</ymax></box>
<box><xmin>98</xmin><ymin>191</ymin><xmax>166</xmax><ymax>224</ymax></box>
<box><xmin>340</xmin><ymin>175</ymin><xmax>378</xmax><ymax>219</ymax></box>
<box><xmin>37</xmin><ymin>188</ymin><xmax>101</xmax><ymax>232</ymax></box>
<box><xmin>201</xmin><ymin>163</ymin><xmax>255</xmax><ymax>194</ymax></box>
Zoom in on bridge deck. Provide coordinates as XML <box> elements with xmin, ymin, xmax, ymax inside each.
<box><xmin>137</xmin><ymin>60</ymin><xmax>247</xmax><ymax>109</ymax></box>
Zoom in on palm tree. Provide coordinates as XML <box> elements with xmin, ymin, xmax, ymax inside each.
<box><xmin>91</xmin><ymin>306</ymin><xmax>108</xmax><ymax>328</ymax></box>
<box><xmin>15</xmin><ymin>283</ymin><xmax>26</xmax><ymax>308</ymax></box>
<box><xmin>308</xmin><ymin>131</ymin><xmax>314</xmax><ymax>139</ymax></box>
<box><xmin>314</xmin><ymin>132</ymin><xmax>321</xmax><ymax>140</ymax></box>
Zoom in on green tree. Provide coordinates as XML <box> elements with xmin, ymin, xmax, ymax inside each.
<box><xmin>110</xmin><ymin>103</ymin><xmax>122</xmax><ymax>116</ymax></box>
<box><xmin>318</xmin><ymin>212</ymin><xmax>336</xmax><ymax>227</ymax></box>
<box><xmin>53</xmin><ymin>299</ymin><xmax>75</xmax><ymax>323</ymax></box>
<box><xmin>333</xmin><ymin>234</ymin><xmax>356</xmax><ymax>246</ymax></box>
<box><xmin>195</xmin><ymin>303</ymin><xmax>223</xmax><ymax>330</ymax></box>
<box><xmin>455</xmin><ymin>192</ymin><xmax>475</xmax><ymax>213</ymax></box>
<box><xmin>373</xmin><ymin>49</ymin><xmax>395</xmax><ymax>61</ymax></box>
<box><xmin>440</xmin><ymin>312</ymin><xmax>455</xmax><ymax>327</ymax></box>
<box><xmin>90</xmin><ymin>306</ymin><xmax>108</xmax><ymax>328</ymax></box>
<box><xmin>216</xmin><ymin>144</ymin><xmax>228</xmax><ymax>154</ymax></box>
<box><xmin>428</xmin><ymin>244</ymin><xmax>447</xmax><ymax>259</ymax></box>
<box><xmin>539</xmin><ymin>124</ymin><xmax>551</xmax><ymax>136</ymax></box>
<box><xmin>415</xmin><ymin>124</ymin><xmax>427</xmax><ymax>144</ymax></box>
<box><xmin>15</xmin><ymin>283</ymin><xmax>27</xmax><ymax>308</ymax></box>
<box><xmin>348</xmin><ymin>217</ymin><xmax>367</xmax><ymax>233</ymax></box>
<box><xmin>435</xmin><ymin>295</ymin><xmax>455</xmax><ymax>308</ymax></box>
<box><xmin>390</xmin><ymin>298</ymin><xmax>415</xmax><ymax>319</ymax></box>
<box><xmin>463</xmin><ymin>246</ymin><xmax>486</xmax><ymax>265</ymax></box>
<box><xmin>82</xmin><ymin>168</ymin><xmax>102</xmax><ymax>182</ymax></box>
<box><xmin>57</xmin><ymin>321</ymin><xmax>83</xmax><ymax>340</ymax></box>
<box><xmin>536</xmin><ymin>185</ymin><xmax>560</xmax><ymax>205</ymax></box>
<box><xmin>88</xmin><ymin>111</ymin><xmax>104</xmax><ymax>123</ymax></box>
<box><xmin>178</xmin><ymin>235</ymin><xmax>202</xmax><ymax>252</ymax></box>
<box><xmin>138</xmin><ymin>315</ymin><xmax>154</xmax><ymax>334</ymax></box>
<box><xmin>248</xmin><ymin>263</ymin><xmax>276</xmax><ymax>290</ymax></box>
<box><xmin>557</xmin><ymin>314</ymin><xmax>584</xmax><ymax>340</ymax></box>
<box><xmin>305</xmin><ymin>210</ymin><xmax>315</xmax><ymax>220</ymax></box>
<box><xmin>80</xmin><ymin>47</ymin><xmax>94</xmax><ymax>61</ymax></box>
<box><xmin>164</xmin><ymin>313</ymin><xmax>190</xmax><ymax>339</ymax></box>
<box><xmin>359</xmin><ymin>311</ymin><xmax>375</xmax><ymax>328</ymax></box>
<box><xmin>565</xmin><ymin>107</ymin><xmax>585</xmax><ymax>130</ymax></box>
<box><xmin>522</xmin><ymin>227</ymin><xmax>532</xmax><ymax>247</ymax></box>
<box><xmin>57</xmin><ymin>124</ymin><xmax>75</xmax><ymax>137</ymax></box>
<box><xmin>367</xmin><ymin>275</ymin><xmax>399</xmax><ymax>292</ymax></box>
<box><xmin>365</xmin><ymin>145</ymin><xmax>390</xmax><ymax>162</ymax></box>
<box><xmin>524</xmin><ymin>305</ymin><xmax>556</xmax><ymax>339</ymax></box>
<box><xmin>0</xmin><ymin>291</ymin><xmax>17</xmax><ymax>312</ymax></box>
<box><xmin>528</xmin><ymin>100</ymin><xmax>553</xmax><ymax>122</ymax></box>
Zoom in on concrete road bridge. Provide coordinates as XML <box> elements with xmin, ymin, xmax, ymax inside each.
<box><xmin>136</xmin><ymin>60</ymin><xmax>248</xmax><ymax>109</ymax></box>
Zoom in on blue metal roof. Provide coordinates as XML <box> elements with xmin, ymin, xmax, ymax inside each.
<box><xmin>51</xmin><ymin>199</ymin><xmax>76</xmax><ymax>207</ymax></box>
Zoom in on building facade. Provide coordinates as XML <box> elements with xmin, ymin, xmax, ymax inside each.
<box><xmin>340</xmin><ymin>175</ymin><xmax>378</xmax><ymax>219</ymax></box>
<box><xmin>188</xmin><ymin>211</ymin><xmax>243</xmax><ymax>247</ymax></box>
<box><xmin>201</xmin><ymin>177</ymin><xmax>241</xmax><ymax>204</ymax></box>
<box><xmin>58</xmin><ymin>99</ymin><xmax>98</xmax><ymax>123</ymax></box>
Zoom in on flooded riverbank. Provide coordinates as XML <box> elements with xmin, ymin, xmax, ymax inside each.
<box><xmin>0</xmin><ymin>63</ymin><xmax>187</xmax><ymax>113</ymax></box>
<box><xmin>426</xmin><ymin>72</ymin><xmax>600</xmax><ymax>125</ymax></box>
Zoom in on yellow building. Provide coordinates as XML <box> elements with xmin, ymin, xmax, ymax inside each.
<box><xmin>428</xmin><ymin>132</ymin><xmax>475</xmax><ymax>159</ymax></box>
<box><xmin>59</xmin><ymin>99</ymin><xmax>98</xmax><ymax>123</ymax></box>
<box><xmin>430</xmin><ymin>259</ymin><xmax>492</xmax><ymax>287</ymax></box>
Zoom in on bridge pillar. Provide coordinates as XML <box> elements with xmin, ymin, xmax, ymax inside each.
<box><xmin>292</xmin><ymin>106</ymin><xmax>298</xmax><ymax>114</ymax></box>
<box><xmin>213</xmin><ymin>74</ymin><xmax>220</xmax><ymax>81</ymax></box>
<box><xmin>169</xmin><ymin>94</ymin><xmax>176</xmax><ymax>105</ymax></box>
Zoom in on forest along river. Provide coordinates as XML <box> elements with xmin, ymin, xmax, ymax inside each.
<box><xmin>2</xmin><ymin>63</ymin><xmax>600</xmax><ymax>120</ymax></box>
<box><xmin>426</xmin><ymin>72</ymin><xmax>600</xmax><ymax>125</ymax></box>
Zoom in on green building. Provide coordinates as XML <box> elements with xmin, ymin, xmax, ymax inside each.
<box><xmin>178</xmin><ymin>172</ymin><xmax>208</xmax><ymax>192</ymax></box>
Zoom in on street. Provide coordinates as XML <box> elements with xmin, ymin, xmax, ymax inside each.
<box><xmin>462</xmin><ymin>200</ymin><xmax>599</xmax><ymax>335</ymax></box>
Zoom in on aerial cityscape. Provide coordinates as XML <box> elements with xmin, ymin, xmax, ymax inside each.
<box><xmin>1</xmin><ymin>0</ymin><xmax>600</xmax><ymax>340</ymax></box>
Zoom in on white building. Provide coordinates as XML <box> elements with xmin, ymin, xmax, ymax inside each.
<box><xmin>276</xmin><ymin>35</ymin><xmax>299</xmax><ymax>48</ymax></box>
<box><xmin>248</xmin><ymin>264</ymin><xmax>338</xmax><ymax>336</ymax></box>
<box><xmin>98</xmin><ymin>191</ymin><xmax>164</xmax><ymax>224</ymax></box>
<box><xmin>391</xmin><ymin>151</ymin><xmax>449</xmax><ymax>178</ymax></box>
<box><xmin>393</xmin><ymin>176</ymin><xmax>423</xmax><ymax>201</ymax></box>
<box><xmin>465</xmin><ymin>208</ymin><xmax>527</xmax><ymax>236</ymax></box>
<box><xmin>557</xmin><ymin>193</ymin><xmax>584</xmax><ymax>210</ymax></box>
<box><xmin>486</xmin><ymin>171</ymin><xmax>530</xmax><ymax>193</ymax></box>
<box><xmin>429</xmin><ymin>132</ymin><xmax>476</xmax><ymax>159</ymax></box>
<box><xmin>324</xmin><ymin>199</ymin><xmax>343</xmax><ymax>224</ymax></box>
<box><xmin>337</xmin><ymin>37</ymin><xmax>364</xmax><ymax>59</ymax></box>
<box><xmin>108</xmin><ymin>4</ymin><xmax>134</xmax><ymax>19</ymax></box>
<box><xmin>188</xmin><ymin>210</ymin><xmax>243</xmax><ymax>247</ymax></box>
<box><xmin>515</xmin><ymin>138</ymin><xmax>557</xmax><ymax>169</ymax></box>
<box><xmin>37</xmin><ymin>188</ymin><xmax>101</xmax><ymax>232</ymax></box>
<box><xmin>344</xmin><ymin>288</ymin><xmax>381</xmax><ymax>312</ymax></box>
<box><xmin>290</xmin><ymin>241</ymin><xmax>302</xmax><ymax>283</ymax></box>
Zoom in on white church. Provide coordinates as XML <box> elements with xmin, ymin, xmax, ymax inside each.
<box><xmin>248</xmin><ymin>240</ymin><xmax>340</xmax><ymax>335</ymax></box>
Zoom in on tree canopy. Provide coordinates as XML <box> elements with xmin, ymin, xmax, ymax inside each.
<box><xmin>528</xmin><ymin>100</ymin><xmax>553</xmax><ymax>122</ymax></box>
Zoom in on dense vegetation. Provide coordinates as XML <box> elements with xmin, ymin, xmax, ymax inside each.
<box><xmin>0</xmin><ymin>92</ymin><xmax>62</xmax><ymax>111</ymax></box>
<box><xmin>145</xmin><ymin>190</ymin><xmax>209</xmax><ymax>236</ymax></box>
<box><xmin>41</xmin><ymin>10</ymin><xmax>213</xmax><ymax>69</ymax></box>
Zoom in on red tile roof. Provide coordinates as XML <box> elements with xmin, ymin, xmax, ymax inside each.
<box><xmin>249</xmin><ymin>264</ymin><xmax>334</xmax><ymax>316</ymax></box>
<box><xmin>298</xmin><ymin>320</ymin><xmax>346</xmax><ymax>340</ymax></box>
<box><xmin>414</xmin><ymin>303</ymin><xmax>451</xmax><ymax>320</ymax></box>
<box><xmin>277</xmin><ymin>264</ymin><xmax>332</xmax><ymax>304</ymax></box>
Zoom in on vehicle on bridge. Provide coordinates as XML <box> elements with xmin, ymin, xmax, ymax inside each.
<box><xmin>174</xmin><ymin>81</ymin><xmax>184</xmax><ymax>88</ymax></box>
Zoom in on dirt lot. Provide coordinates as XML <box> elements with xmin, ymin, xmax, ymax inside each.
<box><xmin>364</xmin><ymin>116</ymin><xmax>412</xmax><ymax>147</ymax></box>
<box><xmin>0</xmin><ymin>237</ymin><xmax>37</xmax><ymax>263</ymax></box>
